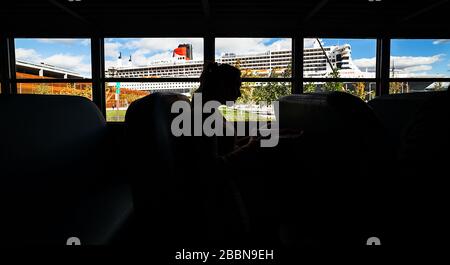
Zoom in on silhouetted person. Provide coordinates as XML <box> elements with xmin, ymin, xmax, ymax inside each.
<box><xmin>192</xmin><ymin>62</ymin><xmax>242</xmax><ymax>157</ymax></box>
<box><xmin>186</xmin><ymin>63</ymin><xmax>250</xmax><ymax>244</ymax></box>
<box><xmin>196</xmin><ymin>62</ymin><xmax>242</xmax><ymax>105</ymax></box>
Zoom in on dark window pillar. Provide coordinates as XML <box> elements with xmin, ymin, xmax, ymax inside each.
<box><xmin>377</xmin><ymin>37</ymin><xmax>390</xmax><ymax>96</ymax></box>
<box><xmin>91</xmin><ymin>36</ymin><xmax>106</xmax><ymax>116</ymax></box>
<box><xmin>293</xmin><ymin>34</ymin><xmax>304</xmax><ymax>94</ymax></box>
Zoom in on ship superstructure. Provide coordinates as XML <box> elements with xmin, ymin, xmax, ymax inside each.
<box><xmin>105</xmin><ymin>40</ymin><xmax>374</xmax><ymax>93</ymax></box>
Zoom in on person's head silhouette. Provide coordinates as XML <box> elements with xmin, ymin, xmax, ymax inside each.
<box><xmin>197</xmin><ymin>62</ymin><xmax>241</xmax><ymax>104</ymax></box>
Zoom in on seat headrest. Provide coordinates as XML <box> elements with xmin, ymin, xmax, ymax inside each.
<box><xmin>276</xmin><ymin>92</ymin><xmax>389</xmax><ymax>162</ymax></box>
<box><xmin>125</xmin><ymin>92</ymin><xmax>190</xmax><ymax>166</ymax></box>
<box><xmin>0</xmin><ymin>94</ymin><xmax>106</xmax><ymax>176</ymax></box>
<box><xmin>277</xmin><ymin>92</ymin><xmax>380</xmax><ymax>134</ymax></box>
<box><xmin>125</xmin><ymin>92</ymin><xmax>189</xmax><ymax>134</ymax></box>
<box><xmin>368</xmin><ymin>91</ymin><xmax>447</xmax><ymax>145</ymax></box>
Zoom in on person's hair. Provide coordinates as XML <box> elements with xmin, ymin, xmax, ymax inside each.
<box><xmin>196</xmin><ymin>62</ymin><xmax>241</xmax><ymax>104</ymax></box>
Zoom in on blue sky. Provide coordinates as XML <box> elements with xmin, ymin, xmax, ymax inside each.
<box><xmin>319</xmin><ymin>38</ymin><xmax>450</xmax><ymax>77</ymax></box>
<box><xmin>104</xmin><ymin>38</ymin><xmax>204</xmax><ymax>70</ymax></box>
<box><xmin>14</xmin><ymin>38</ymin><xmax>450</xmax><ymax>78</ymax></box>
<box><xmin>15</xmin><ymin>39</ymin><xmax>91</xmax><ymax>77</ymax></box>
<box><xmin>321</xmin><ymin>39</ymin><xmax>377</xmax><ymax>58</ymax></box>
<box><xmin>391</xmin><ymin>39</ymin><xmax>450</xmax><ymax>77</ymax></box>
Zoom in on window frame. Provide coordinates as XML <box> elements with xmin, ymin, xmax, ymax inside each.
<box><xmin>301</xmin><ymin>37</ymin><xmax>379</xmax><ymax>98</ymax></box>
<box><xmin>1</xmin><ymin>34</ymin><xmax>450</xmax><ymax>122</ymax></box>
<box><xmin>4</xmin><ymin>36</ymin><xmax>95</xmax><ymax>106</ymax></box>
<box><xmin>387</xmin><ymin>38</ymin><xmax>450</xmax><ymax>94</ymax></box>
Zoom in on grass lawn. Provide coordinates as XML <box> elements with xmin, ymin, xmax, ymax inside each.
<box><xmin>106</xmin><ymin>109</ymin><xmax>127</xmax><ymax>122</ymax></box>
<box><xmin>106</xmin><ymin>107</ymin><xmax>274</xmax><ymax>122</ymax></box>
<box><xmin>219</xmin><ymin>107</ymin><xmax>274</xmax><ymax>122</ymax></box>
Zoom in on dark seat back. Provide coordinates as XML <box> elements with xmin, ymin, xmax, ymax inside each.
<box><xmin>372</xmin><ymin>92</ymin><xmax>450</xmax><ymax>246</ymax></box>
<box><xmin>125</xmin><ymin>93</ymin><xmax>201</xmax><ymax>244</ymax></box>
<box><xmin>368</xmin><ymin>91</ymin><xmax>446</xmax><ymax>152</ymax></box>
<box><xmin>278</xmin><ymin>92</ymin><xmax>387</xmax><ymax>160</ymax></box>
<box><xmin>275</xmin><ymin>92</ymin><xmax>389</xmax><ymax>246</ymax></box>
<box><xmin>125</xmin><ymin>92</ymin><xmax>247</xmax><ymax>247</ymax></box>
<box><xmin>398</xmin><ymin>91</ymin><xmax>449</xmax><ymax>161</ymax></box>
<box><xmin>0</xmin><ymin>94</ymin><xmax>132</xmax><ymax>245</ymax></box>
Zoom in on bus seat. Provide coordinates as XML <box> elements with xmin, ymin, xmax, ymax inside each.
<box><xmin>274</xmin><ymin>92</ymin><xmax>389</xmax><ymax>246</ymax></box>
<box><xmin>125</xmin><ymin>92</ymin><xmax>247</xmax><ymax>247</ymax></box>
<box><xmin>278</xmin><ymin>92</ymin><xmax>387</xmax><ymax>160</ymax></box>
<box><xmin>368</xmin><ymin>91</ymin><xmax>446</xmax><ymax>152</ymax></box>
<box><xmin>0</xmin><ymin>94</ymin><xmax>133</xmax><ymax>245</ymax></box>
<box><xmin>125</xmin><ymin>92</ymin><xmax>205</xmax><ymax>245</ymax></box>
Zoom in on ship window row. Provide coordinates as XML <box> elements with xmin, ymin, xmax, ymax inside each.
<box><xmin>119</xmin><ymin>71</ymin><xmax>203</xmax><ymax>76</ymax></box>
<box><xmin>305</xmin><ymin>57</ymin><xmax>327</xmax><ymax>61</ymax></box>
<box><xmin>305</xmin><ymin>48</ymin><xmax>331</xmax><ymax>52</ymax></box>
<box><xmin>304</xmin><ymin>51</ymin><xmax>331</xmax><ymax>55</ymax></box>
<box><xmin>122</xmin><ymin>67</ymin><xmax>203</xmax><ymax>73</ymax></box>
<box><xmin>241</xmin><ymin>63</ymin><xmax>288</xmax><ymax>68</ymax></box>
<box><xmin>222</xmin><ymin>56</ymin><xmax>292</xmax><ymax>61</ymax></box>
<box><xmin>305</xmin><ymin>52</ymin><xmax>330</xmax><ymax>56</ymax></box>
<box><xmin>151</xmin><ymin>89</ymin><xmax>191</xmax><ymax>93</ymax></box>
<box><xmin>222</xmin><ymin>60</ymin><xmax>291</xmax><ymax>65</ymax></box>
<box><xmin>305</xmin><ymin>55</ymin><xmax>328</xmax><ymax>58</ymax></box>
<box><xmin>305</xmin><ymin>67</ymin><xmax>327</xmax><ymax>70</ymax></box>
<box><xmin>123</xmin><ymin>69</ymin><xmax>203</xmax><ymax>73</ymax></box>
<box><xmin>124</xmin><ymin>84</ymin><xmax>195</xmax><ymax>88</ymax></box>
<box><xmin>220</xmin><ymin>58</ymin><xmax>291</xmax><ymax>63</ymax></box>
<box><xmin>304</xmin><ymin>62</ymin><xmax>327</xmax><ymax>66</ymax></box>
<box><xmin>305</xmin><ymin>66</ymin><xmax>327</xmax><ymax>69</ymax></box>
<box><xmin>304</xmin><ymin>65</ymin><xmax>327</xmax><ymax>68</ymax></box>
<box><xmin>221</xmin><ymin>56</ymin><xmax>291</xmax><ymax>61</ymax></box>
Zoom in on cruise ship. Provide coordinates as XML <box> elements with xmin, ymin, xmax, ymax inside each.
<box><xmin>105</xmin><ymin>40</ymin><xmax>374</xmax><ymax>93</ymax></box>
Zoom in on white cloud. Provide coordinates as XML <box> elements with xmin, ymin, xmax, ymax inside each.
<box><xmin>80</xmin><ymin>39</ymin><xmax>91</xmax><ymax>46</ymax></box>
<box><xmin>15</xmin><ymin>48</ymin><xmax>91</xmax><ymax>77</ymax></box>
<box><xmin>215</xmin><ymin>38</ymin><xmax>291</xmax><ymax>56</ymax></box>
<box><xmin>105</xmin><ymin>38</ymin><xmax>292</xmax><ymax>69</ymax></box>
<box><xmin>106</xmin><ymin>38</ymin><xmax>204</xmax><ymax>67</ymax></box>
<box><xmin>403</xmin><ymin>65</ymin><xmax>433</xmax><ymax>72</ymax></box>
<box><xmin>15</xmin><ymin>48</ymin><xmax>41</xmax><ymax>62</ymax></box>
<box><xmin>37</xmin><ymin>39</ymin><xmax>85</xmax><ymax>45</ymax></box>
<box><xmin>353</xmin><ymin>57</ymin><xmax>376</xmax><ymax>71</ymax></box>
<box><xmin>353</xmin><ymin>54</ymin><xmax>445</xmax><ymax>76</ymax></box>
<box><xmin>105</xmin><ymin>42</ymin><xmax>122</xmax><ymax>58</ymax></box>
<box><xmin>105</xmin><ymin>60</ymin><xmax>116</xmax><ymax>71</ymax></box>
<box><xmin>124</xmin><ymin>38</ymin><xmax>204</xmax><ymax>61</ymax></box>
<box><xmin>304</xmin><ymin>38</ymin><xmax>319</xmax><ymax>48</ymax></box>
<box><xmin>131</xmin><ymin>50</ymin><xmax>171</xmax><ymax>66</ymax></box>
<box><xmin>391</xmin><ymin>54</ymin><xmax>444</xmax><ymax>68</ymax></box>
<box><xmin>400</xmin><ymin>72</ymin><xmax>446</xmax><ymax>78</ymax></box>
<box><xmin>266</xmin><ymin>39</ymin><xmax>292</xmax><ymax>52</ymax></box>
<box><xmin>433</xmin><ymin>39</ymin><xmax>450</xmax><ymax>45</ymax></box>
<box><xmin>43</xmin><ymin>54</ymin><xmax>91</xmax><ymax>76</ymax></box>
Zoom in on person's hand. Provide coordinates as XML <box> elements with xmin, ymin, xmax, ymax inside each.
<box><xmin>279</xmin><ymin>128</ymin><xmax>304</xmax><ymax>140</ymax></box>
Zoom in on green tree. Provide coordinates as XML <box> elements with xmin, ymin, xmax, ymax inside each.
<box><xmin>351</xmin><ymin>82</ymin><xmax>366</xmax><ymax>100</ymax></box>
<box><xmin>236</xmin><ymin>64</ymin><xmax>292</xmax><ymax>104</ymax></box>
<box><xmin>304</xmin><ymin>82</ymin><xmax>317</xmax><ymax>93</ymax></box>
<box><xmin>390</xmin><ymin>82</ymin><xmax>404</xmax><ymax>94</ymax></box>
<box><xmin>323</xmin><ymin>68</ymin><xmax>344</xmax><ymax>92</ymax></box>
<box><xmin>236</xmin><ymin>83</ymin><xmax>254</xmax><ymax>104</ymax></box>
<box><xmin>252</xmin><ymin>81</ymin><xmax>291</xmax><ymax>103</ymax></box>
<box><xmin>251</xmin><ymin>65</ymin><xmax>291</xmax><ymax>103</ymax></box>
<box><xmin>34</xmin><ymin>84</ymin><xmax>52</xmax><ymax>95</ymax></box>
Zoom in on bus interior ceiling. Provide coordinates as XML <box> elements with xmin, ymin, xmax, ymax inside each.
<box><xmin>0</xmin><ymin>0</ymin><xmax>449</xmax><ymax>255</ymax></box>
<box><xmin>0</xmin><ymin>0</ymin><xmax>448</xmax><ymax>36</ymax></box>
